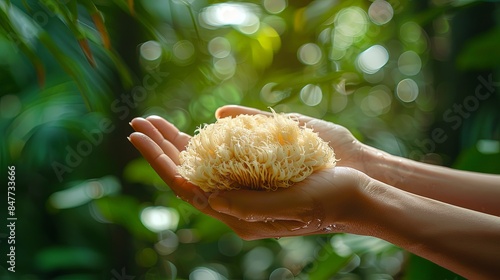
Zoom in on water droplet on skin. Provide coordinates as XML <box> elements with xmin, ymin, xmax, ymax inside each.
<box><xmin>291</xmin><ymin>220</ymin><xmax>313</xmax><ymax>231</ymax></box>
<box><xmin>315</xmin><ymin>218</ymin><xmax>322</xmax><ymax>230</ymax></box>
<box><xmin>264</xmin><ymin>217</ymin><xmax>275</xmax><ymax>223</ymax></box>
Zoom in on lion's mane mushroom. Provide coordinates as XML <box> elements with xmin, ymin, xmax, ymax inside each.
<box><xmin>178</xmin><ymin>111</ymin><xmax>336</xmax><ymax>192</ymax></box>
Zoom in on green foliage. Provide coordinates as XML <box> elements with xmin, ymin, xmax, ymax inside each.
<box><xmin>1</xmin><ymin>0</ymin><xmax>499</xmax><ymax>279</ymax></box>
<box><xmin>457</xmin><ymin>28</ymin><xmax>500</xmax><ymax>70</ymax></box>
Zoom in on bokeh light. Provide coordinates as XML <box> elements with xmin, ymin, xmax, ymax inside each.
<box><xmin>243</xmin><ymin>247</ymin><xmax>274</xmax><ymax>279</ymax></box>
<box><xmin>368</xmin><ymin>0</ymin><xmax>394</xmax><ymax>25</ymax></box>
<box><xmin>300</xmin><ymin>84</ymin><xmax>323</xmax><ymax>106</ymax></box>
<box><xmin>298</xmin><ymin>43</ymin><xmax>322</xmax><ymax>65</ymax></box>
<box><xmin>398</xmin><ymin>50</ymin><xmax>422</xmax><ymax>76</ymax></box>
<box><xmin>263</xmin><ymin>0</ymin><xmax>287</xmax><ymax>14</ymax></box>
<box><xmin>173</xmin><ymin>40</ymin><xmax>195</xmax><ymax>65</ymax></box>
<box><xmin>335</xmin><ymin>7</ymin><xmax>368</xmax><ymax>38</ymax></box>
<box><xmin>357</xmin><ymin>45</ymin><xmax>389</xmax><ymax>74</ymax></box>
<box><xmin>208</xmin><ymin>37</ymin><xmax>232</xmax><ymax>58</ymax></box>
<box><xmin>140</xmin><ymin>206</ymin><xmax>179</xmax><ymax>232</ymax></box>
<box><xmin>190</xmin><ymin>267</ymin><xmax>224</xmax><ymax>280</ymax></box>
<box><xmin>155</xmin><ymin>230</ymin><xmax>179</xmax><ymax>255</ymax></box>
<box><xmin>49</xmin><ymin>176</ymin><xmax>120</xmax><ymax>209</ymax></box>
<box><xmin>140</xmin><ymin>40</ymin><xmax>162</xmax><ymax>61</ymax></box>
<box><xmin>269</xmin><ymin>267</ymin><xmax>294</xmax><ymax>280</ymax></box>
<box><xmin>360</xmin><ymin>86</ymin><xmax>392</xmax><ymax>117</ymax></box>
<box><xmin>201</xmin><ymin>3</ymin><xmax>260</xmax><ymax>34</ymax></box>
<box><xmin>396</xmin><ymin>78</ymin><xmax>419</xmax><ymax>102</ymax></box>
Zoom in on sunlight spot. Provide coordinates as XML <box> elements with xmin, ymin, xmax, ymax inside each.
<box><xmin>476</xmin><ymin>139</ymin><xmax>500</xmax><ymax>154</ymax></box>
<box><xmin>361</xmin><ymin>86</ymin><xmax>392</xmax><ymax>117</ymax></box>
<box><xmin>335</xmin><ymin>7</ymin><xmax>368</xmax><ymax>38</ymax></box>
<box><xmin>155</xmin><ymin>230</ymin><xmax>179</xmax><ymax>255</ymax></box>
<box><xmin>300</xmin><ymin>84</ymin><xmax>323</xmax><ymax>106</ymax></box>
<box><xmin>357</xmin><ymin>45</ymin><xmax>389</xmax><ymax>74</ymax></box>
<box><xmin>398</xmin><ymin>51</ymin><xmax>422</xmax><ymax>76</ymax></box>
<box><xmin>213</xmin><ymin>55</ymin><xmax>236</xmax><ymax>79</ymax></box>
<box><xmin>368</xmin><ymin>0</ymin><xmax>394</xmax><ymax>25</ymax></box>
<box><xmin>141</xmin><ymin>206</ymin><xmax>179</xmax><ymax>232</ymax></box>
<box><xmin>237</xmin><ymin>13</ymin><xmax>260</xmax><ymax>34</ymax></box>
<box><xmin>202</xmin><ymin>3</ymin><xmax>260</xmax><ymax>34</ymax></box>
<box><xmin>260</xmin><ymin>82</ymin><xmax>287</xmax><ymax>104</ymax></box>
<box><xmin>49</xmin><ymin>176</ymin><xmax>120</xmax><ymax>209</ymax></box>
<box><xmin>263</xmin><ymin>15</ymin><xmax>287</xmax><ymax>34</ymax></box>
<box><xmin>243</xmin><ymin>247</ymin><xmax>273</xmax><ymax>274</ymax></box>
<box><xmin>173</xmin><ymin>40</ymin><xmax>195</xmax><ymax>63</ymax></box>
<box><xmin>269</xmin><ymin>267</ymin><xmax>294</xmax><ymax>280</ymax></box>
<box><xmin>190</xmin><ymin>267</ymin><xmax>223</xmax><ymax>280</ymax></box>
<box><xmin>400</xmin><ymin>22</ymin><xmax>422</xmax><ymax>43</ymax></box>
<box><xmin>208</xmin><ymin>37</ymin><xmax>231</xmax><ymax>58</ymax></box>
<box><xmin>298</xmin><ymin>43</ymin><xmax>322</xmax><ymax>65</ymax></box>
<box><xmin>396</xmin><ymin>78</ymin><xmax>419</xmax><ymax>102</ymax></box>
<box><xmin>263</xmin><ymin>0</ymin><xmax>287</xmax><ymax>14</ymax></box>
<box><xmin>140</xmin><ymin>40</ymin><xmax>162</xmax><ymax>61</ymax></box>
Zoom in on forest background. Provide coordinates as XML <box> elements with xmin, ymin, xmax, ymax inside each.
<box><xmin>1</xmin><ymin>0</ymin><xmax>499</xmax><ymax>279</ymax></box>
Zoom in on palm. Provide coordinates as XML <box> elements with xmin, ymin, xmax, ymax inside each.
<box><xmin>129</xmin><ymin>114</ymin><xmax>361</xmax><ymax>240</ymax></box>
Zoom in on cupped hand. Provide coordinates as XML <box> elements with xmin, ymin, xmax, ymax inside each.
<box><xmin>129</xmin><ymin>115</ymin><xmax>367</xmax><ymax>240</ymax></box>
<box><xmin>215</xmin><ymin>105</ymin><xmax>376</xmax><ymax>175</ymax></box>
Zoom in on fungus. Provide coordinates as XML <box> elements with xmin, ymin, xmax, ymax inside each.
<box><xmin>178</xmin><ymin>110</ymin><xmax>336</xmax><ymax>192</ymax></box>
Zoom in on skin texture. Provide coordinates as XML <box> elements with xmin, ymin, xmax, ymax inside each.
<box><xmin>129</xmin><ymin>105</ymin><xmax>500</xmax><ymax>279</ymax></box>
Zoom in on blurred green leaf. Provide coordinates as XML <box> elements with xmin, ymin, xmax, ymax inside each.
<box><xmin>94</xmin><ymin>196</ymin><xmax>156</xmax><ymax>241</ymax></box>
<box><xmin>457</xmin><ymin>28</ymin><xmax>500</xmax><ymax>70</ymax></box>
<box><xmin>0</xmin><ymin>3</ymin><xmax>45</xmax><ymax>86</ymax></box>
<box><xmin>403</xmin><ymin>254</ymin><xmax>465</xmax><ymax>280</ymax></box>
<box><xmin>308</xmin><ymin>240</ymin><xmax>353</xmax><ymax>280</ymax></box>
<box><xmin>35</xmin><ymin>246</ymin><xmax>104</xmax><ymax>272</ymax></box>
<box><xmin>123</xmin><ymin>158</ymin><xmax>166</xmax><ymax>187</ymax></box>
<box><xmin>453</xmin><ymin>144</ymin><xmax>500</xmax><ymax>173</ymax></box>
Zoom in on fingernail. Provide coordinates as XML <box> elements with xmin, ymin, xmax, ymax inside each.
<box><xmin>209</xmin><ymin>196</ymin><xmax>230</xmax><ymax>212</ymax></box>
<box><xmin>126</xmin><ymin>136</ymin><xmax>131</xmax><ymax>142</ymax></box>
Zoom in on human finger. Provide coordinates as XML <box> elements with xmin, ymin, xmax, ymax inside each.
<box><xmin>146</xmin><ymin>115</ymin><xmax>191</xmax><ymax>152</ymax></box>
<box><xmin>128</xmin><ymin>132</ymin><xmax>201</xmax><ymax>202</ymax></box>
<box><xmin>130</xmin><ymin>117</ymin><xmax>182</xmax><ymax>165</ymax></box>
<box><xmin>215</xmin><ymin>105</ymin><xmax>271</xmax><ymax>119</ymax></box>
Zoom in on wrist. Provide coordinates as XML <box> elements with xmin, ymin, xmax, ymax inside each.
<box><xmin>361</xmin><ymin>144</ymin><xmax>415</xmax><ymax>188</ymax></box>
<box><xmin>325</xmin><ymin>168</ymin><xmax>374</xmax><ymax>234</ymax></box>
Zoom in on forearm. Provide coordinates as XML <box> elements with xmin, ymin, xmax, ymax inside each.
<box><xmin>362</xmin><ymin>145</ymin><xmax>500</xmax><ymax>216</ymax></box>
<box><xmin>350</xmin><ymin>179</ymin><xmax>500</xmax><ymax>279</ymax></box>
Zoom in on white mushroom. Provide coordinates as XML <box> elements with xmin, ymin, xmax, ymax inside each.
<box><xmin>178</xmin><ymin>110</ymin><xmax>336</xmax><ymax>192</ymax></box>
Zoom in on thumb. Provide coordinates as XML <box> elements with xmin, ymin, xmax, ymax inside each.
<box><xmin>215</xmin><ymin>105</ymin><xmax>271</xmax><ymax>119</ymax></box>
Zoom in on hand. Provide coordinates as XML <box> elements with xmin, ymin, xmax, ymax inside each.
<box><xmin>129</xmin><ymin>115</ymin><xmax>368</xmax><ymax>240</ymax></box>
<box><xmin>215</xmin><ymin>105</ymin><xmax>378</xmax><ymax>175</ymax></box>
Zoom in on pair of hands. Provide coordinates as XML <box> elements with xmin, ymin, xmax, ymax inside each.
<box><xmin>129</xmin><ymin>105</ymin><xmax>372</xmax><ymax>240</ymax></box>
